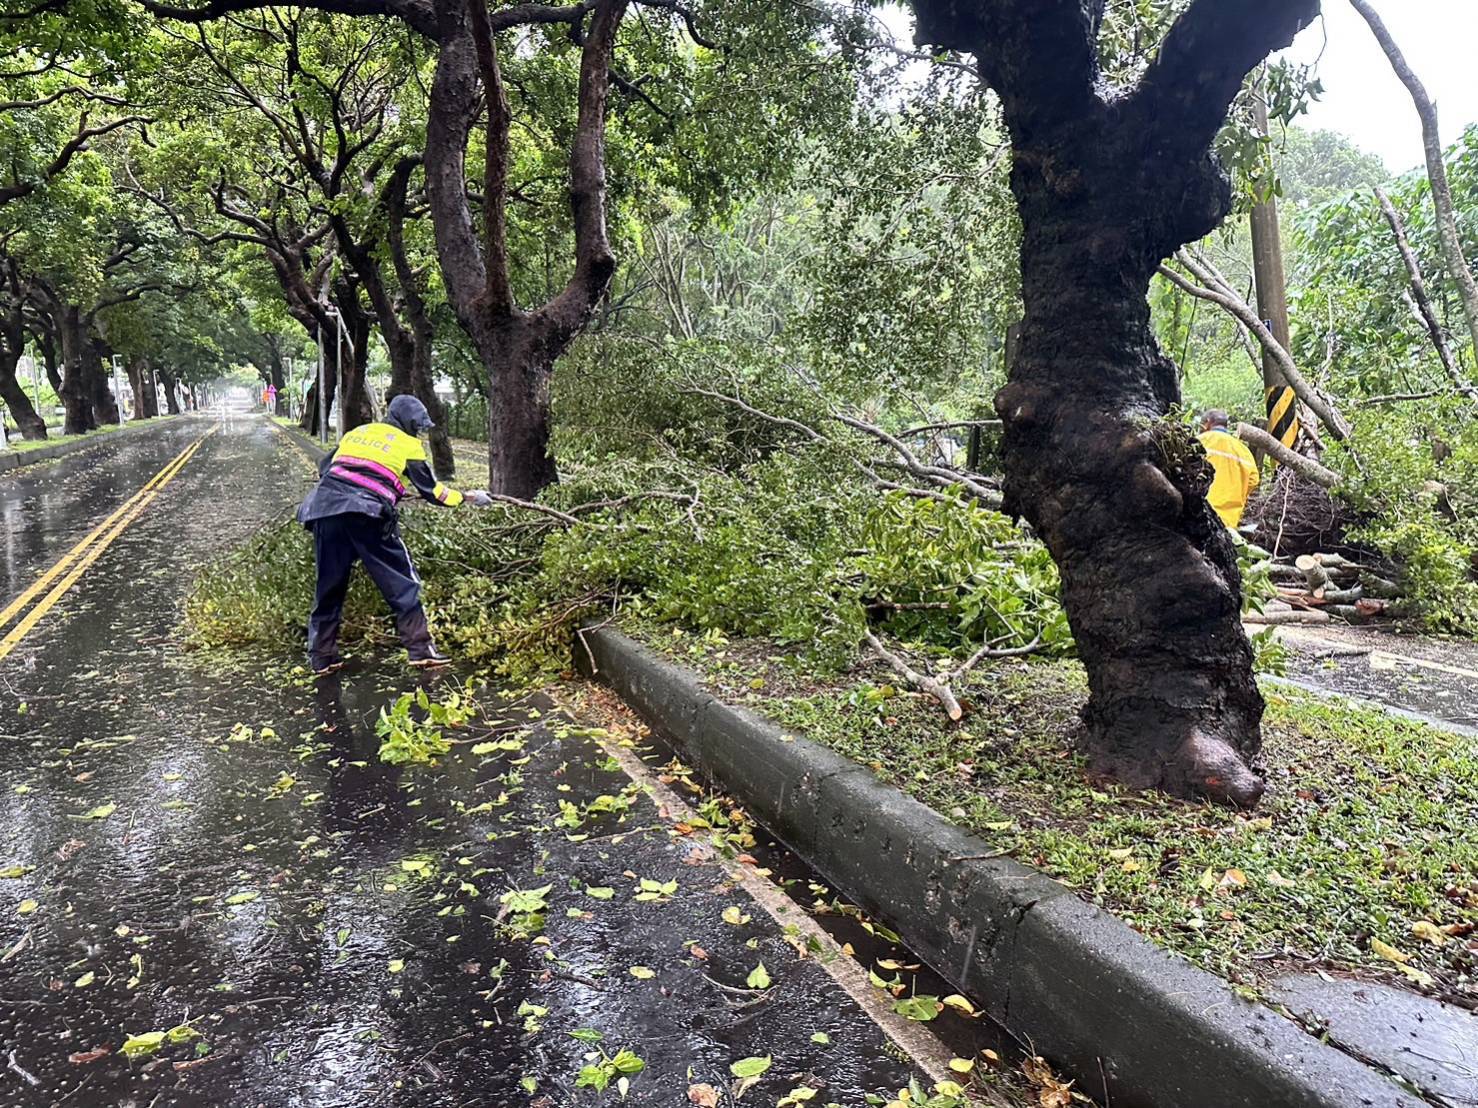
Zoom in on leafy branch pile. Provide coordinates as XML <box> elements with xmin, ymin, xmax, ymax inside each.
<box><xmin>188</xmin><ymin>417</ymin><xmax>1071</xmax><ymax>690</ymax></box>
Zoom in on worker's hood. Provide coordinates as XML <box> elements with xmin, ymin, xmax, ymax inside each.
<box><xmin>387</xmin><ymin>395</ymin><xmax>434</xmax><ymax>436</ymax></box>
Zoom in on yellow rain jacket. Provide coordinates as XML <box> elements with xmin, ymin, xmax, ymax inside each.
<box><xmin>1198</xmin><ymin>427</ymin><xmax>1260</xmax><ymax>529</ymax></box>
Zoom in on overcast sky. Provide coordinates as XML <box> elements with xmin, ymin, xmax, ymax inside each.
<box><xmin>1282</xmin><ymin>2</ymin><xmax>1478</xmax><ymax>172</ymax></box>
<box><xmin>877</xmin><ymin>2</ymin><xmax>1478</xmax><ymax>175</ymax></box>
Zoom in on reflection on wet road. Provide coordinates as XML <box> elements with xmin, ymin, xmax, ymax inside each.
<box><xmin>0</xmin><ymin>418</ymin><xmax>959</xmax><ymax>1107</ymax></box>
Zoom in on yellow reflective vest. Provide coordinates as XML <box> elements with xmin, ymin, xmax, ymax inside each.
<box><xmin>1198</xmin><ymin>428</ymin><xmax>1260</xmax><ymax>529</ymax></box>
<box><xmin>299</xmin><ymin>422</ymin><xmax>463</xmax><ymax>525</ymax></box>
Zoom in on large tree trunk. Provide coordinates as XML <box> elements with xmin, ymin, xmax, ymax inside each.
<box><xmin>424</xmin><ymin>0</ymin><xmax>625</xmax><ymax>496</ymax></box>
<box><xmin>0</xmin><ymin>348</ymin><xmax>46</xmax><ymax>439</ymax></box>
<box><xmin>267</xmin><ymin>343</ymin><xmax>286</xmax><ymax>413</ymax></box>
<box><xmin>38</xmin><ymin>329</ymin><xmax>61</xmax><ymax>395</ymax></box>
<box><xmin>383</xmin><ymin>156</ymin><xmax>455</xmax><ymax>478</ymax></box>
<box><xmin>128</xmin><ymin>357</ymin><xmax>159</xmax><ymax>419</ymax></box>
<box><xmin>914</xmin><ymin>0</ymin><xmax>1321</xmax><ymax>807</ymax></box>
<box><xmin>468</xmin><ymin>318</ymin><xmax>557</xmax><ymax>497</ymax></box>
<box><xmin>1002</xmin><ymin>259</ymin><xmax>1264</xmax><ymax>806</ymax></box>
<box><xmin>57</xmin><ymin>307</ymin><xmax>96</xmax><ymax>435</ymax></box>
<box><xmin>336</xmin><ymin>296</ymin><xmax>376</xmax><ymax>432</ymax></box>
<box><xmin>89</xmin><ymin>339</ymin><xmax>120</xmax><ymax>426</ymax></box>
<box><xmin>125</xmin><ymin>360</ymin><xmax>144</xmax><ymax>420</ymax></box>
<box><xmin>158</xmin><ymin>368</ymin><xmax>181</xmax><ymax>415</ymax></box>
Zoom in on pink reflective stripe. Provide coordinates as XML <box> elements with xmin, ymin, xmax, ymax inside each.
<box><xmin>331</xmin><ymin>466</ymin><xmax>401</xmax><ymax>503</ymax></box>
<box><xmin>333</xmin><ymin>457</ymin><xmax>406</xmax><ymax>497</ymax></box>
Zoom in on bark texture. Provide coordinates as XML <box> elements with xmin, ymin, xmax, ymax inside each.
<box><xmin>0</xmin><ymin>281</ymin><xmax>45</xmax><ymax>439</ymax></box>
<box><xmin>426</xmin><ymin>0</ymin><xmax>627</xmax><ymax>496</ymax></box>
<box><xmin>912</xmin><ymin>0</ymin><xmax>1321</xmax><ymax>805</ymax></box>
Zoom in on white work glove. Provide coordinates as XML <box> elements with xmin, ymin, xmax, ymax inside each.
<box><xmin>465</xmin><ymin>489</ymin><xmax>494</xmax><ymax>507</ymax></box>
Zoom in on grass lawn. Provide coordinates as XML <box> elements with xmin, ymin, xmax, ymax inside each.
<box><xmin>7</xmin><ymin>423</ymin><xmax>123</xmax><ymax>452</ymax></box>
<box><xmin>637</xmin><ymin>624</ymin><xmax>1478</xmax><ymax>1004</ymax></box>
<box><xmin>5</xmin><ymin>416</ymin><xmax>178</xmax><ymax>454</ymax></box>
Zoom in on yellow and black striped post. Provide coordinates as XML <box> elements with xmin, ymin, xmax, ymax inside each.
<box><xmin>1265</xmin><ymin>385</ymin><xmax>1299</xmax><ymax>461</ymax></box>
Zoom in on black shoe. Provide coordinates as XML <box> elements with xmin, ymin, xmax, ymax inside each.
<box><xmin>408</xmin><ymin>651</ymin><xmax>452</xmax><ymax>669</ymax></box>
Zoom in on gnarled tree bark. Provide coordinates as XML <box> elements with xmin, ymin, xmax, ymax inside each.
<box><xmin>0</xmin><ymin>269</ymin><xmax>46</xmax><ymax>439</ymax></box>
<box><xmin>912</xmin><ymin>0</ymin><xmax>1321</xmax><ymax>806</ymax></box>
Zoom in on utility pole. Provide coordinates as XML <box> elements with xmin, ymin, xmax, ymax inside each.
<box><xmin>1250</xmin><ymin>81</ymin><xmax>1300</xmax><ymax>455</ymax></box>
<box><xmin>316</xmin><ymin>331</ymin><xmax>328</xmax><ymax>446</ymax></box>
<box><xmin>336</xmin><ymin>309</ymin><xmax>347</xmax><ymax>441</ymax></box>
<box><xmin>111</xmin><ymin>354</ymin><xmax>127</xmax><ymax>424</ymax></box>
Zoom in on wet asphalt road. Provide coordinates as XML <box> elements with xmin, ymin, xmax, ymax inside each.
<box><xmin>1277</xmin><ymin>624</ymin><xmax>1478</xmax><ymax>736</ymax></box>
<box><xmin>0</xmin><ymin>418</ymin><xmax>967</xmax><ymax>1108</ymax></box>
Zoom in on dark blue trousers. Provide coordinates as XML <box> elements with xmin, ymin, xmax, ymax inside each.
<box><xmin>308</xmin><ymin>513</ymin><xmax>434</xmax><ymax>666</ymax></box>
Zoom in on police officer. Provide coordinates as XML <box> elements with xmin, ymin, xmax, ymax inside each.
<box><xmin>297</xmin><ymin>394</ymin><xmax>491</xmax><ymax>675</ymax></box>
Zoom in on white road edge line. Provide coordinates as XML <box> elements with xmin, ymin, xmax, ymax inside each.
<box><xmin>565</xmin><ymin>700</ymin><xmax>1015</xmax><ymax>1106</ymax></box>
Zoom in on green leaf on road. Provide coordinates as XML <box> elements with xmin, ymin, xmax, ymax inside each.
<box><xmin>746</xmin><ymin>962</ymin><xmax>771</xmax><ymax>989</ymax></box>
<box><xmin>892</xmin><ymin>995</ymin><xmax>943</xmax><ymax>1022</ymax></box>
<box><xmin>730</xmin><ymin>1056</ymin><xmax>771</xmax><ymax>1078</ymax></box>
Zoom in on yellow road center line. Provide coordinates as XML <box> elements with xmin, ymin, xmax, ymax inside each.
<box><xmin>0</xmin><ymin>431</ymin><xmax>212</xmax><ymax>662</ymax></box>
<box><xmin>0</xmin><ymin>437</ymin><xmax>202</xmax><ymax>634</ymax></box>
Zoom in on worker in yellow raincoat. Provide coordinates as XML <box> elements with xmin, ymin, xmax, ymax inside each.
<box><xmin>1198</xmin><ymin>409</ymin><xmax>1261</xmax><ymax>529</ymax></box>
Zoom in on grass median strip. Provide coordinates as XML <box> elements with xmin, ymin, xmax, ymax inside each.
<box><xmin>0</xmin><ymin>431</ymin><xmax>211</xmax><ymax>661</ymax></box>
<box><xmin>634</xmin><ymin>623</ymin><xmax>1478</xmax><ymax>1005</ymax></box>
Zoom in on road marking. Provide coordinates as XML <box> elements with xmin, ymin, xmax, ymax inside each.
<box><xmin>262</xmin><ymin>415</ymin><xmax>324</xmax><ymax>476</ymax></box>
<box><xmin>1369</xmin><ymin>649</ymin><xmax>1478</xmax><ymax>683</ymax></box>
<box><xmin>0</xmin><ymin>437</ymin><xmax>204</xmax><ymax>634</ymax></box>
<box><xmin>559</xmin><ymin>690</ymin><xmax>1005</xmax><ymax>1102</ymax></box>
<box><xmin>1276</xmin><ymin>628</ymin><xmax>1478</xmax><ymax>682</ymax></box>
<box><xmin>0</xmin><ymin>430</ymin><xmax>212</xmax><ymax>662</ymax></box>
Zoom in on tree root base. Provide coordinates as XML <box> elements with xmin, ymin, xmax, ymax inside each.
<box><xmin>1082</xmin><ymin>727</ymin><xmax>1266</xmax><ymax>809</ymax></box>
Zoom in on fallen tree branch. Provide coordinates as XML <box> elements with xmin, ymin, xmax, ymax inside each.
<box><xmin>1353</xmin><ymin>0</ymin><xmax>1478</xmax><ymax>363</ymax></box>
<box><xmin>1162</xmin><ymin>252</ymin><xmax>1352</xmax><ymax>442</ymax></box>
<box><xmin>1243</xmin><ymin>608</ymin><xmax>1331</xmax><ymax>626</ymax></box>
<box><xmin>1355</xmin><ymin>389</ymin><xmax>1446</xmax><ymax>406</ymax></box>
<box><xmin>1374</xmin><ymin>186</ymin><xmax>1478</xmax><ymax>402</ymax></box>
<box><xmin>686</xmin><ymin>383</ymin><xmax>1004</xmax><ymax>509</ymax></box>
<box><xmin>1236</xmin><ymin>423</ymin><xmax>1341</xmax><ymax>489</ymax></box>
<box><xmin>864</xmin><ymin>630</ymin><xmax>962</xmax><ymax>721</ymax></box>
<box><xmin>949</xmin><ymin>634</ymin><xmax>1044</xmax><ymax>681</ymax></box>
<box><xmin>485</xmin><ymin>495</ymin><xmax>582</xmax><ymax>526</ymax></box>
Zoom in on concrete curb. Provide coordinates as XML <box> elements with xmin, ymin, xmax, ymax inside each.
<box><xmin>0</xmin><ymin>416</ymin><xmax>183</xmax><ymax>473</ymax></box>
<box><xmin>266</xmin><ymin>416</ymin><xmax>329</xmax><ymax>464</ymax></box>
<box><xmin>576</xmin><ymin>627</ymin><xmax>1426</xmax><ymax>1108</ymax></box>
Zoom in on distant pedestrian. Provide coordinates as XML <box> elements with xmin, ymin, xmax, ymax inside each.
<box><xmin>296</xmin><ymin>395</ymin><xmax>491</xmax><ymax>675</ymax></box>
<box><xmin>1198</xmin><ymin>409</ymin><xmax>1260</xmax><ymax>529</ymax></box>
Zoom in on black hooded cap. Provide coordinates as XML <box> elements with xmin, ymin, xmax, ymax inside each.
<box><xmin>388</xmin><ymin>394</ymin><xmax>434</xmax><ymax>435</ymax></box>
